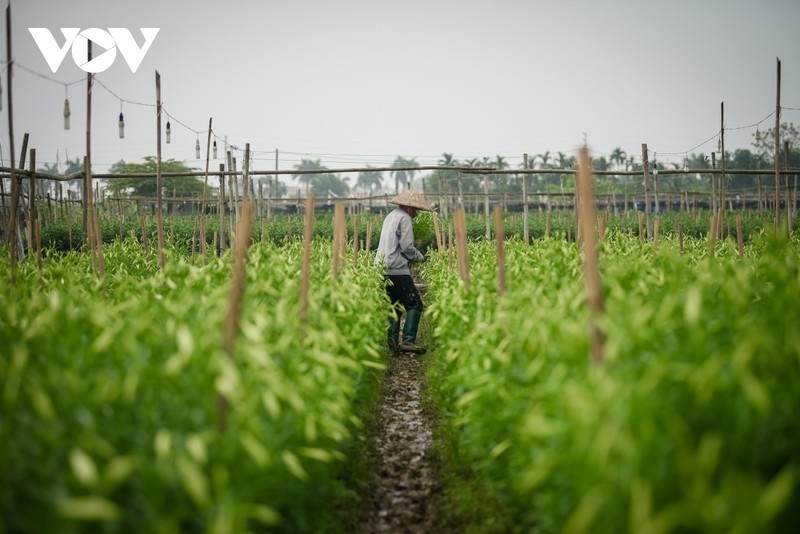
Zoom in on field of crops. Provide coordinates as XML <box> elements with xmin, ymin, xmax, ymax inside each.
<box><xmin>422</xmin><ymin>230</ymin><xmax>800</xmax><ymax>532</ymax></box>
<box><xmin>2</xmin><ymin>210</ymin><xmax>799</xmax><ymax>533</ymax></box>
<box><xmin>0</xmin><ymin>235</ymin><xmax>387</xmax><ymax>532</ymax></box>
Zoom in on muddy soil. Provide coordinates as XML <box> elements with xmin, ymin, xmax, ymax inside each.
<box><xmin>357</xmin><ymin>352</ymin><xmax>440</xmax><ymax>533</ymax></box>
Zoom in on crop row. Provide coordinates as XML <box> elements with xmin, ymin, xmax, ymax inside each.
<box><xmin>422</xmin><ymin>231</ymin><xmax>800</xmax><ymax>532</ymax></box>
<box><xmin>36</xmin><ymin>210</ymin><xmax>788</xmax><ymax>255</ymax></box>
<box><xmin>0</xmin><ymin>237</ymin><xmax>387</xmax><ymax>532</ymax></box>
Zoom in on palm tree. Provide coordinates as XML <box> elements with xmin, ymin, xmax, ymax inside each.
<box><xmin>293</xmin><ymin>158</ymin><xmax>328</xmax><ymax>197</ymax></box>
<box><xmin>609</xmin><ymin>147</ymin><xmax>627</xmax><ymax>216</ymax></box>
<box><xmin>492</xmin><ymin>155</ymin><xmax>509</xmax><ymax>191</ymax></box>
<box><xmin>554</xmin><ymin>152</ymin><xmax>574</xmax><ymax>209</ymax></box>
<box><xmin>390</xmin><ymin>156</ymin><xmax>419</xmax><ymax>193</ymax></box>
<box><xmin>356</xmin><ymin>166</ymin><xmax>384</xmax><ymax>193</ymax></box>
<box><xmin>437</xmin><ymin>153</ymin><xmax>460</xmax><ymax>213</ymax></box>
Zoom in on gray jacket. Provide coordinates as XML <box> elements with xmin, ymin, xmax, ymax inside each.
<box><xmin>374</xmin><ymin>207</ymin><xmax>424</xmax><ymax>275</ymax></box>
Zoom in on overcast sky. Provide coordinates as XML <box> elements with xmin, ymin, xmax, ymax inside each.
<box><xmin>1</xmin><ymin>0</ymin><xmax>799</xmax><ymax>181</ymax></box>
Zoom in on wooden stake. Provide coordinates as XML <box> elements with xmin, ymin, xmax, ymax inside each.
<box><xmin>35</xmin><ymin>217</ymin><xmax>43</xmax><ymax>279</ymax></box>
<box><xmin>218</xmin><ymin>199</ymin><xmax>254</xmax><ymax>433</ymax></box>
<box><xmin>654</xmin><ymin>219</ymin><xmax>660</xmax><ymax>249</ymax></box>
<box><xmin>454</xmin><ymin>208</ymin><xmax>470</xmax><ymax>288</ymax></box>
<box><xmin>27</xmin><ymin>149</ymin><xmax>35</xmax><ymax>255</ymax></box>
<box><xmin>200</xmin><ymin>120</ymin><xmax>212</xmax><ymax>257</ymax></box>
<box><xmin>642</xmin><ymin>144</ymin><xmax>652</xmax><ymax>239</ymax></box>
<box><xmin>200</xmin><ymin>216</ymin><xmax>207</xmax><ymax>261</ymax></box>
<box><xmin>523</xmin><ymin>153</ymin><xmax>530</xmax><ymax>245</ymax></box>
<box><xmin>191</xmin><ymin>217</ymin><xmax>198</xmax><ymax>260</ymax></box>
<box><xmin>300</xmin><ymin>194</ymin><xmax>315</xmax><ymax>325</ymax></box>
<box><xmin>352</xmin><ymin>214</ymin><xmax>359</xmax><ymax>269</ymax></box>
<box><xmin>155</xmin><ymin>71</ymin><xmax>166</xmax><ymax>270</ymax></box>
<box><xmin>638</xmin><ymin>211</ymin><xmax>644</xmax><ymax>241</ymax></box>
<box><xmin>774</xmin><ymin>58</ymin><xmax>781</xmax><ymax>232</ymax></box>
<box><xmin>708</xmin><ymin>215</ymin><xmax>717</xmax><ymax>258</ymax></box>
<box><xmin>494</xmin><ymin>206</ymin><xmax>506</xmax><ymax>297</ymax></box>
<box><xmin>448</xmin><ymin>222</ymin><xmax>454</xmax><ymax>270</ymax></box>
<box><xmin>93</xmin><ymin>207</ymin><xmax>105</xmax><ymax>279</ymax></box>
<box><xmin>433</xmin><ymin>212</ymin><xmax>443</xmax><ymax>256</ymax></box>
<box><xmin>785</xmin><ymin>140</ymin><xmax>792</xmax><ymax>234</ymax></box>
<box><xmin>577</xmin><ymin>148</ymin><xmax>605</xmax><ymax>364</ymax></box>
<box><xmin>219</xmin><ymin>164</ymin><xmax>226</xmax><ymax>254</ymax></box>
<box><xmin>736</xmin><ymin>215</ymin><xmax>744</xmax><ymax>259</ymax></box>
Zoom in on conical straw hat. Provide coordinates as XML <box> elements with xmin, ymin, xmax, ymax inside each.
<box><xmin>388</xmin><ymin>189</ymin><xmax>435</xmax><ymax>212</ymax></box>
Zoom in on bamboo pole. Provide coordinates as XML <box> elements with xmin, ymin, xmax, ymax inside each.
<box><xmin>155</xmin><ymin>71</ymin><xmax>166</xmax><ymax>270</ymax></box>
<box><xmin>200</xmin><ymin>118</ymin><xmax>212</xmax><ymax>256</ymax></box>
<box><xmin>785</xmin><ymin>140</ymin><xmax>792</xmax><ymax>234</ymax></box>
<box><xmin>483</xmin><ymin>172</ymin><xmax>490</xmax><ymax>240</ymax></box>
<box><xmin>774</xmin><ymin>58</ymin><xmax>781</xmax><ymax>232</ymax></box>
<box><xmin>454</xmin><ymin>208</ymin><xmax>470</xmax><ymax>288</ymax></box>
<box><xmin>523</xmin><ymin>153</ymin><xmax>530</xmax><ymax>245</ymax></box>
<box><xmin>736</xmin><ymin>215</ymin><xmax>744</xmax><ymax>259</ymax></box>
<box><xmin>576</xmin><ymin>147</ymin><xmax>605</xmax><ymax>364</ymax></box>
<box><xmin>432</xmin><ymin>212</ymin><xmax>443</xmax><ymax>256</ymax></box>
<box><xmin>352</xmin><ymin>214</ymin><xmax>359</xmax><ymax>269</ymax></box>
<box><xmin>653</xmin><ymin>219</ymin><xmax>660</xmax><ymax>250</ymax></box>
<box><xmin>27</xmin><ymin>149</ymin><xmax>35</xmax><ymax>255</ymax></box>
<box><xmin>218</xmin><ymin>199</ymin><xmax>254</xmax><ymax>433</ymax></box>
<box><xmin>83</xmin><ymin>38</ymin><xmax>93</xmax><ymax>245</ymax></box>
<box><xmin>93</xmin><ymin>206</ymin><xmax>105</xmax><ymax>279</ymax></box>
<box><xmin>300</xmin><ymin>194</ymin><xmax>315</xmax><ymax>326</ymax></box>
<box><xmin>720</xmin><ymin>102</ymin><xmax>727</xmax><ymax>219</ymax></box>
<box><xmin>243</xmin><ymin>143</ymin><xmax>250</xmax><ymax>201</ymax></box>
<box><xmin>35</xmin><ymin>217</ymin><xmax>43</xmax><ymax>279</ymax></box>
<box><xmin>85</xmin><ymin>156</ymin><xmax>98</xmax><ymax>274</ymax></box>
<box><xmin>332</xmin><ymin>203</ymin><xmax>346</xmax><ymax>278</ymax></box>
<box><xmin>191</xmin><ymin>217</ymin><xmax>198</xmax><ymax>260</ymax></box>
<box><xmin>642</xmin><ymin>143</ymin><xmax>652</xmax><ymax>239</ymax></box>
<box><xmin>448</xmin><ymin>221</ymin><xmax>454</xmax><ymax>270</ymax></box>
<box><xmin>219</xmin><ymin>164</ymin><xmax>226</xmax><ymax>254</ymax></box>
<box><xmin>494</xmin><ymin>206</ymin><xmax>506</xmax><ymax>297</ymax></box>
<box><xmin>708</xmin><ymin>215</ymin><xmax>718</xmax><ymax>258</ymax></box>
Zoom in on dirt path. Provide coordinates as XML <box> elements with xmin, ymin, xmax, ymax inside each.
<box><xmin>357</xmin><ymin>352</ymin><xmax>439</xmax><ymax>533</ymax></box>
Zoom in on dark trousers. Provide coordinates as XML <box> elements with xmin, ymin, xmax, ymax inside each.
<box><xmin>385</xmin><ymin>274</ymin><xmax>423</xmax><ymax>314</ymax></box>
<box><xmin>385</xmin><ymin>274</ymin><xmax>424</xmax><ymax>348</ymax></box>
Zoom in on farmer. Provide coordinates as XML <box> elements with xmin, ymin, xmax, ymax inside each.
<box><xmin>374</xmin><ymin>189</ymin><xmax>435</xmax><ymax>355</ymax></box>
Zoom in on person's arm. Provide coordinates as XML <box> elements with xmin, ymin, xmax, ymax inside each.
<box><xmin>397</xmin><ymin>216</ymin><xmax>424</xmax><ymax>262</ymax></box>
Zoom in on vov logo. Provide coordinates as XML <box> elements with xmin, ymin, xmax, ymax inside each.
<box><xmin>28</xmin><ymin>28</ymin><xmax>160</xmax><ymax>73</ymax></box>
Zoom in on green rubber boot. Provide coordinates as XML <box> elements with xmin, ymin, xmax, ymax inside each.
<box><xmin>400</xmin><ymin>308</ymin><xmax>426</xmax><ymax>355</ymax></box>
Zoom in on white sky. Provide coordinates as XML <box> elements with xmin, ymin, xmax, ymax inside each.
<box><xmin>1</xmin><ymin>0</ymin><xmax>799</xmax><ymax>182</ymax></box>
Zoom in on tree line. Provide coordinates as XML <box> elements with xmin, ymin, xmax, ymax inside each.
<box><xmin>35</xmin><ymin>123</ymin><xmax>799</xmax><ymax>199</ymax></box>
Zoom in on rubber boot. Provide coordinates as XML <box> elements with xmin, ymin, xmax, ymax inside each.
<box><xmin>387</xmin><ymin>314</ymin><xmax>401</xmax><ymax>355</ymax></box>
<box><xmin>400</xmin><ymin>308</ymin><xmax>426</xmax><ymax>354</ymax></box>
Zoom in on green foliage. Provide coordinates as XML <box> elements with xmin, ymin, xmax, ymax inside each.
<box><xmin>0</xmin><ymin>237</ymin><xmax>388</xmax><ymax>532</ymax></box>
<box><xmin>311</xmin><ymin>174</ymin><xmax>350</xmax><ymax>197</ymax></box>
<box><xmin>105</xmin><ymin>157</ymin><xmax>206</xmax><ymax>197</ymax></box>
<box><xmin>423</xmin><ymin>232</ymin><xmax>800</xmax><ymax>532</ymax></box>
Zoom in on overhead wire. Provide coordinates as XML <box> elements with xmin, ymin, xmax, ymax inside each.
<box><xmin>4</xmin><ymin>61</ymin><xmax>798</xmax><ymax>175</ymax></box>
